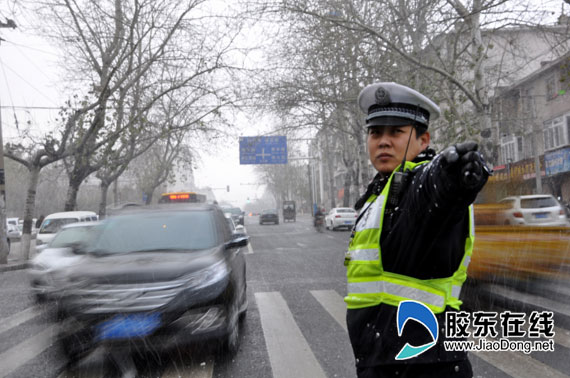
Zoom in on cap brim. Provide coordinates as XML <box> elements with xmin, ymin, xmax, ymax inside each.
<box><xmin>366</xmin><ymin>116</ymin><xmax>418</xmax><ymax>127</ymax></box>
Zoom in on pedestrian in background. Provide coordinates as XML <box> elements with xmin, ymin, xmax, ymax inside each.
<box><xmin>345</xmin><ymin>82</ymin><xmax>491</xmax><ymax>378</ymax></box>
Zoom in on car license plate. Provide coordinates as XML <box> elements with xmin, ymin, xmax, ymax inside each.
<box><xmin>344</xmin><ymin>221</ymin><xmax>353</xmax><ymax>224</ymax></box>
<box><xmin>95</xmin><ymin>313</ymin><xmax>161</xmax><ymax>341</ymax></box>
<box><xmin>534</xmin><ymin>213</ymin><xmax>548</xmax><ymax>219</ymax></box>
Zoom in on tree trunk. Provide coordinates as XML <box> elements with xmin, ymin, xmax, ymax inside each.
<box><xmin>144</xmin><ymin>190</ymin><xmax>154</xmax><ymax>205</ymax></box>
<box><xmin>20</xmin><ymin>166</ymin><xmax>41</xmax><ymax>260</ymax></box>
<box><xmin>342</xmin><ymin>170</ymin><xmax>352</xmax><ymax>207</ymax></box>
<box><xmin>358</xmin><ymin>130</ymin><xmax>370</xmax><ymax>191</ymax></box>
<box><xmin>0</xmin><ymin>194</ymin><xmax>9</xmax><ymax>264</ymax></box>
<box><xmin>113</xmin><ymin>179</ymin><xmax>119</xmax><ymax>206</ymax></box>
<box><xmin>99</xmin><ymin>181</ymin><xmax>110</xmax><ymax>218</ymax></box>
<box><xmin>64</xmin><ymin>180</ymin><xmax>81</xmax><ymax>211</ymax></box>
<box><xmin>325</xmin><ymin>135</ymin><xmax>336</xmax><ymax>209</ymax></box>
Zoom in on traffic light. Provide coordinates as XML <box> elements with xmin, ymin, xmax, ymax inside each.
<box><xmin>227</xmin><ymin>185</ymin><xmax>230</xmax><ymax>192</ymax></box>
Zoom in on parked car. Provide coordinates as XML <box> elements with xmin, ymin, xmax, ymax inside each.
<box><xmin>259</xmin><ymin>209</ymin><xmax>279</xmax><ymax>225</ymax></box>
<box><xmin>35</xmin><ymin>211</ymin><xmax>98</xmax><ymax>252</ymax></box>
<box><xmin>225</xmin><ymin>214</ymin><xmax>246</xmax><ymax>235</ymax></box>
<box><xmin>325</xmin><ymin>207</ymin><xmax>358</xmax><ymax>230</ymax></box>
<box><xmin>497</xmin><ymin>195</ymin><xmax>570</xmax><ymax>226</ymax></box>
<box><xmin>223</xmin><ymin>207</ymin><xmax>245</xmax><ymax>226</ymax></box>
<box><xmin>28</xmin><ymin>222</ymin><xmax>98</xmax><ymax>302</ymax></box>
<box><xmin>54</xmin><ymin>204</ymin><xmax>248</xmax><ymax>362</ymax></box>
<box><xmin>6</xmin><ymin>223</ymin><xmax>22</xmax><ymax>241</ymax></box>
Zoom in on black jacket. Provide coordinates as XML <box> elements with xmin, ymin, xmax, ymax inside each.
<box><xmin>347</xmin><ymin>151</ymin><xmax>480</xmax><ymax>368</ymax></box>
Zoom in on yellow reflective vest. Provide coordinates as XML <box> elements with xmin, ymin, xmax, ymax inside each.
<box><xmin>345</xmin><ymin>161</ymin><xmax>475</xmax><ymax>313</ymax></box>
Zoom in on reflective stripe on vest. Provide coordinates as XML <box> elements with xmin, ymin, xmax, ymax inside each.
<box><xmin>345</xmin><ymin>160</ymin><xmax>475</xmax><ymax>313</ymax></box>
<box><xmin>347</xmin><ymin>280</ymin><xmax>445</xmax><ymax>309</ymax></box>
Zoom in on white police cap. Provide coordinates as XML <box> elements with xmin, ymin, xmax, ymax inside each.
<box><xmin>357</xmin><ymin>82</ymin><xmax>440</xmax><ymax>128</ymax></box>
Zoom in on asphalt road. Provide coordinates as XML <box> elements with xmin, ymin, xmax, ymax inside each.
<box><xmin>0</xmin><ymin>214</ymin><xmax>569</xmax><ymax>378</ymax></box>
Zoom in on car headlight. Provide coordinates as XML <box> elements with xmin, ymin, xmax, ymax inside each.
<box><xmin>182</xmin><ymin>260</ymin><xmax>228</xmax><ymax>290</ymax></box>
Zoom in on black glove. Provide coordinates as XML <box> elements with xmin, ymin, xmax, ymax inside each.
<box><xmin>440</xmin><ymin>141</ymin><xmax>492</xmax><ymax>190</ymax></box>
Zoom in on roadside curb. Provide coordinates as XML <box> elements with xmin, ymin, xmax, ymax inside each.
<box><xmin>0</xmin><ymin>261</ymin><xmax>30</xmax><ymax>272</ymax></box>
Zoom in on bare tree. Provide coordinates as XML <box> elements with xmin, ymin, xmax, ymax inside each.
<box><xmin>130</xmin><ymin>129</ymin><xmax>192</xmax><ymax>205</ymax></box>
<box><xmin>272</xmin><ymin>0</ymin><xmax>569</xmax><ymax>163</ymax></box>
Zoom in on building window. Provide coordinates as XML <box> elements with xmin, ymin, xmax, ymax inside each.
<box><xmin>526</xmin><ymin>134</ymin><xmax>534</xmax><ymax>159</ymax></box>
<box><xmin>522</xmin><ymin>88</ymin><xmax>534</xmax><ymax>116</ymax></box>
<box><xmin>546</xmin><ymin>76</ymin><xmax>556</xmax><ymax>100</ymax></box>
<box><xmin>517</xmin><ymin>136</ymin><xmax>523</xmax><ymax>157</ymax></box>
<box><xmin>543</xmin><ymin>117</ymin><xmax>565</xmax><ymax>150</ymax></box>
<box><xmin>500</xmin><ymin>140</ymin><xmax>516</xmax><ymax>164</ymax></box>
<box><xmin>567</xmin><ymin>116</ymin><xmax>570</xmax><ymax>145</ymax></box>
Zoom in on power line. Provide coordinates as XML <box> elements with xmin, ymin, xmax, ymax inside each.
<box><xmin>3</xmin><ymin>40</ymin><xmax>61</xmax><ymax>57</ymax></box>
<box><xmin>0</xmin><ymin>57</ymin><xmax>60</xmax><ymax>106</ymax></box>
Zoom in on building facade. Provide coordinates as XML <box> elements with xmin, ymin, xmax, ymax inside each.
<box><xmin>488</xmin><ymin>51</ymin><xmax>570</xmax><ymax>202</ymax></box>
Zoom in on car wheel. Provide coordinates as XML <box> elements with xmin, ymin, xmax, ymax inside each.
<box><xmin>223</xmin><ymin>295</ymin><xmax>241</xmax><ymax>356</ymax></box>
<box><xmin>239</xmin><ymin>279</ymin><xmax>248</xmax><ymax>321</ymax></box>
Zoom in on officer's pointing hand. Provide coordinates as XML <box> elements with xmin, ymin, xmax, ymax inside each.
<box><xmin>441</xmin><ymin>141</ymin><xmax>492</xmax><ymax>190</ymax></box>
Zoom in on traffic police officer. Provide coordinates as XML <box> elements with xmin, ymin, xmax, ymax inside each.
<box><xmin>345</xmin><ymin>82</ymin><xmax>491</xmax><ymax>378</ymax></box>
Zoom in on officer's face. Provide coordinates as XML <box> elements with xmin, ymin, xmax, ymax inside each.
<box><xmin>367</xmin><ymin>125</ymin><xmax>430</xmax><ymax>174</ymax></box>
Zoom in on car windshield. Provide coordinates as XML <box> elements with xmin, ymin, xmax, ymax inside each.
<box><xmin>39</xmin><ymin>218</ymin><xmax>80</xmax><ymax>234</ymax></box>
<box><xmin>86</xmin><ymin>211</ymin><xmax>218</xmax><ymax>254</ymax></box>
<box><xmin>521</xmin><ymin>197</ymin><xmax>557</xmax><ymax>209</ymax></box>
<box><xmin>336</xmin><ymin>208</ymin><xmax>356</xmax><ymax>213</ymax></box>
<box><xmin>262</xmin><ymin>209</ymin><xmax>276</xmax><ymax>214</ymax></box>
<box><xmin>49</xmin><ymin>225</ymin><xmax>96</xmax><ymax>248</ymax></box>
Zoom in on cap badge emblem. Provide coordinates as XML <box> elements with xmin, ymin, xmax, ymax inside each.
<box><xmin>375</xmin><ymin>87</ymin><xmax>391</xmax><ymax>106</ymax></box>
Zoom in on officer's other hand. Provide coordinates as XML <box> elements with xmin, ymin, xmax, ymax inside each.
<box><xmin>440</xmin><ymin>141</ymin><xmax>492</xmax><ymax>190</ymax></box>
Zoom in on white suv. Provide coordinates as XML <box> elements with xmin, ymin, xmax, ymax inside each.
<box><xmin>498</xmin><ymin>195</ymin><xmax>570</xmax><ymax>226</ymax></box>
<box><xmin>36</xmin><ymin>211</ymin><xmax>98</xmax><ymax>252</ymax></box>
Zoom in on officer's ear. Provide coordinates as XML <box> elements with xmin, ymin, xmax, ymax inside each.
<box><xmin>416</xmin><ymin>127</ymin><xmax>430</xmax><ymax>148</ymax></box>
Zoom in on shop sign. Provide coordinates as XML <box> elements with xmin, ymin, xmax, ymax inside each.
<box><xmin>490</xmin><ymin>157</ymin><xmax>545</xmax><ymax>182</ymax></box>
<box><xmin>545</xmin><ymin>147</ymin><xmax>570</xmax><ymax>176</ymax></box>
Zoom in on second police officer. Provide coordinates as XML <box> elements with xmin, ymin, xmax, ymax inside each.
<box><xmin>345</xmin><ymin>82</ymin><xmax>491</xmax><ymax>378</ymax></box>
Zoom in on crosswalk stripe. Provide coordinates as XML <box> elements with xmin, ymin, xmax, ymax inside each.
<box><xmin>489</xmin><ymin>284</ymin><xmax>570</xmax><ymax>317</ymax></box>
<box><xmin>310</xmin><ymin>290</ymin><xmax>347</xmax><ymax>332</ymax></box>
<box><xmin>161</xmin><ymin>359</ymin><xmax>214</xmax><ymax>378</ymax></box>
<box><xmin>467</xmin><ymin>326</ymin><xmax>570</xmax><ymax>378</ymax></box>
<box><xmin>246</xmin><ymin>241</ymin><xmax>254</xmax><ymax>254</ymax></box>
<box><xmin>0</xmin><ymin>324</ymin><xmax>58</xmax><ymax>378</ymax></box>
<box><xmin>0</xmin><ymin>306</ymin><xmax>40</xmax><ymax>336</ymax></box>
<box><xmin>255</xmin><ymin>292</ymin><xmax>327</xmax><ymax>378</ymax></box>
<box><xmin>472</xmin><ymin>350</ymin><xmax>569</xmax><ymax>378</ymax></box>
<box><xmin>553</xmin><ymin>326</ymin><xmax>570</xmax><ymax>349</ymax></box>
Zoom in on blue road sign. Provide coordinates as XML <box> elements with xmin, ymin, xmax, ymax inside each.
<box><xmin>239</xmin><ymin>136</ymin><xmax>287</xmax><ymax>164</ymax></box>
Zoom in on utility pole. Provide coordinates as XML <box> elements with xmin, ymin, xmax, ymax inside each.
<box><xmin>0</xmin><ymin>19</ymin><xmax>17</xmax><ymax>264</ymax></box>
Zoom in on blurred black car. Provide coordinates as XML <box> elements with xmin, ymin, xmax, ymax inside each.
<box><xmin>259</xmin><ymin>209</ymin><xmax>279</xmax><ymax>225</ymax></box>
<box><xmin>223</xmin><ymin>207</ymin><xmax>245</xmax><ymax>226</ymax></box>
<box><xmin>55</xmin><ymin>204</ymin><xmax>248</xmax><ymax>361</ymax></box>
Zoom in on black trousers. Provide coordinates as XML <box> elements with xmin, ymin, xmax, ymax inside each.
<box><xmin>356</xmin><ymin>359</ymin><xmax>473</xmax><ymax>378</ymax></box>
